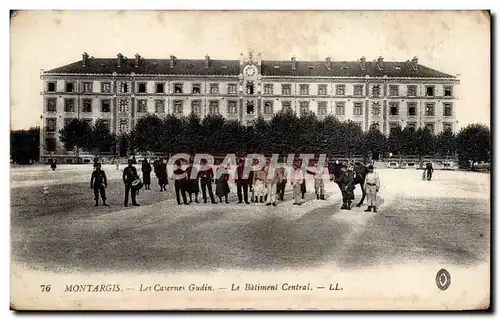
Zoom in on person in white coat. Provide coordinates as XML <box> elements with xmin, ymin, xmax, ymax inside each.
<box><xmin>290</xmin><ymin>162</ymin><xmax>304</xmax><ymax>206</ymax></box>
<box><xmin>363</xmin><ymin>165</ymin><xmax>380</xmax><ymax>212</ymax></box>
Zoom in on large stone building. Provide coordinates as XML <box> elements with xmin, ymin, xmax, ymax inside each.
<box><xmin>40</xmin><ymin>51</ymin><xmax>459</xmax><ymax>162</ymax></box>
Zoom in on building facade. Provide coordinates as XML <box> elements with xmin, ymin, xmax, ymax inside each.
<box><xmin>40</xmin><ymin>52</ymin><xmax>459</xmax><ymax>162</ymax></box>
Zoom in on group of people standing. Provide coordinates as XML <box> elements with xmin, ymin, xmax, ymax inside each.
<box><xmin>88</xmin><ymin>156</ymin><xmax>382</xmax><ymax>213</ymax></box>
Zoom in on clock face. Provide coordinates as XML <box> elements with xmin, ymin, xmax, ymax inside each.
<box><xmin>245</xmin><ymin>65</ymin><xmax>257</xmax><ymax>77</ymax></box>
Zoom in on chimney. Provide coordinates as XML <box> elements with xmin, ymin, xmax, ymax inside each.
<box><xmin>360</xmin><ymin>56</ymin><xmax>366</xmax><ymax>71</ymax></box>
<box><xmin>257</xmin><ymin>53</ymin><xmax>262</xmax><ymax>66</ymax></box>
<box><xmin>325</xmin><ymin>56</ymin><xmax>332</xmax><ymax>70</ymax></box>
<box><xmin>205</xmin><ymin>54</ymin><xmax>210</xmax><ymax>68</ymax></box>
<box><xmin>134</xmin><ymin>53</ymin><xmax>141</xmax><ymax>68</ymax></box>
<box><xmin>411</xmin><ymin>56</ymin><xmax>419</xmax><ymax>71</ymax></box>
<box><xmin>291</xmin><ymin>56</ymin><xmax>296</xmax><ymax>70</ymax></box>
<box><xmin>117</xmin><ymin>53</ymin><xmax>124</xmax><ymax>68</ymax></box>
<box><xmin>82</xmin><ymin>52</ymin><xmax>89</xmax><ymax>67</ymax></box>
<box><xmin>240</xmin><ymin>52</ymin><xmax>244</xmax><ymax>66</ymax></box>
<box><xmin>376</xmin><ymin>56</ymin><xmax>384</xmax><ymax>70</ymax></box>
<box><xmin>170</xmin><ymin>55</ymin><xmax>176</xmax><ymax>68</ymax></box>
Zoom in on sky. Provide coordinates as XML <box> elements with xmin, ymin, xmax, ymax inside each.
<box><xmin>10</xmin><ymin>10</ymin><xmax>490</xmax><ymax>130</ymax></box>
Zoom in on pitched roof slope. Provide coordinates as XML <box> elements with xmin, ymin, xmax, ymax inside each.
<box><xmin>44</xmin><ymin>57</ymin><xmax>456</xmax><ymax>78</ymax></box>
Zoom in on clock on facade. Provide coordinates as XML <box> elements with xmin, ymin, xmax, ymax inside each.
<box><xmin>244</xmin><ymin>65</ymin><xmax>257</xmax><ymax>77</ymax></box>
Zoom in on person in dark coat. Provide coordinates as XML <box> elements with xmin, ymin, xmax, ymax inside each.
<box><xmin>275</xmin><ymin>167</ymin><xmax>287</xmax><ymax>201</ymax></box>
<box><xmin>426</xmin><ymin>163</ymin><xmax>434</xmax><ymax>181</ymax></box>
<box><xmin>172</xmin><ymin>160</ymin><xmax>189</xmax><ymax>205</ymax></box>
<box><xmin>50</xmin><ymin>159</ymin><xmax>57</xmax><ymax>171</ymax></box>
<box><xmin>338</xmin><ymin>165</ymin><xmax>355</xmax><ymax>210</ymax></box>
<box><xmin>90</xmin><ymin>163</ymin><xmax>108</xmax><ymax>206</ymax></box>
<box><xmin>300</xmin><ymin>178</ymin><xmax>307</xmax><ymax>199</ymax></box>
<box><xmin>197</xmin><ymin>159</ymin><xmax>217</xmax><ymax>204</ymax></box>
<box><xmin>235</xmin><ymin>158</ymin><xmax>250</xmax><ymax>204</ymax></box>
<box><xmin>216</xmin><ymin>165</ymin><xmax>231</xmax><ymax>204</ymax></box>
<box><xmin>156</xmin><ymin>158</ymin><xmax>169</xmax><ymax>191</ymax></box>
<box><xmin>185</xmin><ymin>161</ymin><xmax>200</xmax><ymax>203</ymax></box>
<box><xmin>123</xmin><ymin>158</ymin><xmax>140</xmax><ymax>207</ymax></box>
<box><xmin>141</xmin><ymin>159</ymin><xmax>152</xmax><ymax>190</ymax></box>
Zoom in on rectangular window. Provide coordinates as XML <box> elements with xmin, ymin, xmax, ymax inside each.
<box><xmin>227</xmin><ymin>84</ymin><xmax>237</xmax><ymax>94</ymax></box>
<box><xmin>209</xmin><ymin>101</ymin><xmax>219</xmax><ymax>115</ymax></box>
<box><xmin>174</xmin><ymin>83</ymin><xmax>183</xmax><ymax>94</ymax></box>
<box><xmin>119</xmin><ymin>119</ymin><xmax>128</xmax><ymax>134</ymax></box>
<box><xmin>118</xmin><ymin>82</ymin><xmax>129</xmax><ymax>93</ymax></box>
<box><xmin>46</xmin><ymin>98</ymin><xmax>57</xmax><ymax>112</ymax></box>
<box><xmin>155</xmin><ymin>100</ymin><xmax>165</xmax><ymax>113</ymax></box>
<box><xmin>443</xmin><ymin>103</ymin><xmax>453</xmax><ymax>117</ymax></box>
<box><xmin>100</xmin><ymin>120</ymin><xmax>110</xmax><ymax>130</ymax></box>
<box><xmin>425</xmin><ymin>103</ymin><xmax>435</xmax><ymax>116</ymax></box>
<box><xmin>246</xmin><ymin>81</ymin><xmax>255</xmax><ymax>95</ymax></box>
<box><xmin>407</xmin><ymin>102</ymin><xmax>417</xmax><ymax>116</ymax></box>
<box><xmin>443</xmin><ymin>123</ymin><xmax>453</xmax><ymax>131</ymax></box>
<box><xmin>372</xmin><ymin>102</ymin><xmax>381</xmax><ymax>117</ymax></box>
<box><xmin>101</xmin><ymin>100</ymin><xmax>111</xmax><ymax>113</ymax></box>
<box><xmin>407</xmin><ymin>85</ymin><xmax>417</xmax><ymax>97</ymax></box>
<box><xmin>64</xmin><ymin>118</ymin><xmax>74</xmax><ymax>127</ymax></box>
<box><xmin>46</xmin><ymin>118</ymin><xmax>56</xmax><ymax>132</ymax></box>
<box><xmin>47</xmin><ymin>82</ymin><xmax>56</xmax><ymax>93</ymax></box>
<box><xmin>246</xmin><ymin>101</ymin><xmax>255</xmax><ymax>115</ymax></box>
<box><xmin>353</xmin><ymin>102</ymin><xmax>363</xmax><ymax>116</ymax></box>
<box><xmin>173</xmin><ymin>100</ymin><xmax>183</xmax><ymax>114</ymax></box>
<box><xmin>389</xmin><ymin>123</ymin><xmax>399</xmax><ymax>135</ymax></box>
<box><xmin>372</xmin><ymin>85</ymin><xmax>381</xmax><ymax>97</ymax></box>
<box><xmin>65</xmin><ymin>82</ymin><xmax>75</xmax><ymax>93</ymax></box>
<box><xmin>353</xmin><ymin>84</ymin><xmax>364</xmax><ymax>96</ymax></box>
<box><xmin>101</xmin><ymin>82</ymin><xmax>112</xmax><ymax>93</ymax></box>
<box><xmin>45</xmin><ymin>138</ymin><xmax>56</xmax><ymax>152</ymax></box>
<box><xmin>335</xmin><ymin>102</ymin><xmax>345</xmax><ymax>116</ymax></box>
<box><xmin>318</xmin><ymin>84</ymin><xmax>327</xmax><ymax>96</ymax></box>
<box><xmin>425</xmin><ymin>85</ymin><xmax>435</xmax><ymax>97</ymax></box>
<box><xmin>210</xmin><ymin>84</ymin><xmax>219</xmax><ymax>94</ymax></box>
<box><xmin>137</xmin><ymin>83</ymin><xmax>147</xmax><ymax>93</ymax></box>
<box><xmin>82</xmin><ymin>99</ymin><xmax>92</xmax><ymax>113</ymax></box>
<box><xmin>137</xmin><ymin>100</ymin><xmax>147</xmax><ymax>113</ymax></box>
<box><xmin>282</xmin><ymin>101</ymin><xmax>292</xmax><ymax>112</ymax></box>
<box><xmin>406</xmin><ymin>123</ymin><xmax>417</xmax><ymax>132</ymax></box>
<box><xmin>444</xmin><ymin>86</ymin><xmax>453</xmax><ymax>97</ymax></box>
<box><xmin>389</xmin><ymin>85</ymin><xmax>399</xmax><ymax>97</ymax></box>
<box><xmin>227</xmin><ymin>100</ymin><xmax>237</xmax><ymax>114</ymax></box>
<box><xmin>371</xmin><ymin>122</ymin><xmax>380</xmax><ymax>131</ymax></box>
<box><xmin>264</xmin><ymin>84</ymin><xmax>273</xmax><ymax>95</ymax></box>
<box><xmin>191</xmin><ymin>100</ymin><xmax>201</xmax><ymax>114</ymax></box>
<box><xmin>118</xmin><ymin>99</ymin><xmax>129</xmax><ymax>113</ymax></box>
<box><xmin>317</xmin><ymin>101</ymin><xmax>328</xmax><ymax>115</ymax></box>
<box><xmin>299</xmin><ymin>101</ymin><xmax>309</xmax><ymax>115</ymax></box>
<box><xmin>299</xmin><ymin>84</ymin><xmax>309</xmax><ymax>95</ymax></box>
<box><xmin>192</xmin><ymin>83</ymin><xmax>201</xmax><ymax>94</ymax></box>
<box><xmin>389</xmin><ymin>102</ymin><xmax>399</xmax><ymax>116</ymax></box>
<box><xmin>83</xmin><ymin>82</ymin><xmax>93</xmax><ymax>93</ymax></box>
<box><xmin>264</xmin><ymin>101</ymin><xmax>273</xmax><ymax>114</ymax></box>
<box><xmin>64</xmin><ymin>98</ymin><xmax>75</xmax><ymax>112</ymax></box>
<box><xmin>425</xmin><ymin>123</ymin><xmax>435</xmax><ymax>134</ymax></box>
<box><xmin>155</xmin><ymin>83</ymin><xmax>164</xmax><ymax>94</ymax></box>
<box><xmin>335</xmin><ymin>84</ymin><xmax>346</xmax><ymax>96</ymax></box>
<box><xmin>282</xmin><ymin>84</ymin><xmax>292</xmax><ymax>95</ymax></box>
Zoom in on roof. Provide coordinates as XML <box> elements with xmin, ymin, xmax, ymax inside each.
<box><xmin>44</xmin><ymin>57</ymin><xmax>456</xmax><ymax>78</ymax></box>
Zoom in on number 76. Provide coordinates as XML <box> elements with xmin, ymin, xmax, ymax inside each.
<box><xmin>40</xmin><ymin>284</ymin><xmax>51</xmax><ymax>292</ymax></box>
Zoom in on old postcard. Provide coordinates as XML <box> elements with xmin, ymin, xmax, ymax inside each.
<box><xmin>10</xmin><ymin>10</ymin><xmax>490</xmax><ymax>310</ymax></box>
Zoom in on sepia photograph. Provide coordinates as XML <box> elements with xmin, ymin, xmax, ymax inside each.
<box><xmin>9</xmin><ymin>10</ymin><xmax>491</xmax><ymax>310</ymax></box>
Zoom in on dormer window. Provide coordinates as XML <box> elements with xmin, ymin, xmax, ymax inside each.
<box><xmin>273</xmin><ymin>65</ymin><xmax>280</xmax><ymax>69</ymax></box>
<box><xmin>308</xmin><ymin>65</ymin><xmax>315</xmax><ymax>69</ymax></box>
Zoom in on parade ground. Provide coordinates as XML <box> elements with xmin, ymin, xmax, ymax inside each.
<box><xmin>10</xmin><ymin>164</ymin><xmax>490</xmax><ymax>273</ymax></box>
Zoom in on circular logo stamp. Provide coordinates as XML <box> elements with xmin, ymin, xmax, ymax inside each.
<box><xmin>436</xmin><ymin>268</ymin><xmax>451</xmax><ymax>291</ymax></box>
